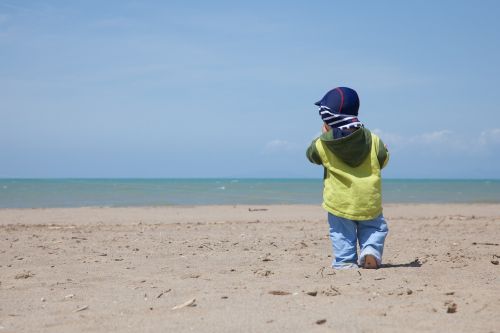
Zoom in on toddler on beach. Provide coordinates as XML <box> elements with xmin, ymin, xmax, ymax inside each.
<box><xmin>306</xmin><ymin>87</ymin><xmax>390</xmax><ymax>269</ymax></box>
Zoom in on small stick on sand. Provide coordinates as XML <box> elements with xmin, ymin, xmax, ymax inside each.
<box><xmin>268</xmin><ymin>291</ymin><xmax>291</xmax><ymax>296</ymax></box>
<box><xmin>172</xmin><ymin>298</ymin><xmax>196</xmax><ymax>310</ymax></box>
<box><xmin>157</xmin><ymin>289</ymin><xmax>172</xmax><ymax>299</ymax></box>
<box><xmin>74</xmin><ymin>305</ymin><xmax>89</xmax><ymax>312</ymax></box>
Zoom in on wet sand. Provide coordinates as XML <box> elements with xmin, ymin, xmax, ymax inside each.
<box><xmin>1</xmin><ymin>204</ymin><xmax>499</xmax><ymax>332</ymax></box>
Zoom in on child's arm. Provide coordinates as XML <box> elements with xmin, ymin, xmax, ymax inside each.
<box><xmin>306</xmin><ymin>139</ymin><xmax>322</xmax><ymax>165</ymax></box>
<box><xmin>377</xmin><ymin>139</ymin><xmax>390</xmax><ymax>169</ymax></box>
<box><xmin>306</xmin><ymin>124</ymin><xmax>329</xmax><ymax>165</ymax></box>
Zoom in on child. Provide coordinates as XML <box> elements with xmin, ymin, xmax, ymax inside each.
<box><xmin>306</xmin><ymin>87</ymin><xmax>390</xmax><ymax>269</ymax></box>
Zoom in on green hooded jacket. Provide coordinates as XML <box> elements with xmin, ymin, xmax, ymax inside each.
<box><xmin>306</xmin><ymin>127</ymin><xmax>389</xmax><ymax>220</ymax></box>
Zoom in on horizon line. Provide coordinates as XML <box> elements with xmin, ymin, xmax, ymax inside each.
<box><xmin>1</xmin><ymin>177</ymin><xmax>499</xmax><ymax>181</ymax></box>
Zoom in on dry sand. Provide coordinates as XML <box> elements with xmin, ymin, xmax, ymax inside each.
<box><xmin>0</xmin><ymin>204</ymin><xmax>499</xmax><ymax>332</ymax></box>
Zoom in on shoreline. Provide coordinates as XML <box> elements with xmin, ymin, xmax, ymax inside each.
<box><xmin>2</xmin><ymin>200</ymin><xmax>500</xmax><ymax>210</ymax></box>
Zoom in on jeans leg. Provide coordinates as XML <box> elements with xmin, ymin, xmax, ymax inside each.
<box><xmin>327</xmin><ymin>213</ymin><xmax>358</xmax><ymax>269</ymax></box>
<box><xmin>357</xmin><ymin>214</ymin><xmax>389</xmax><ymax>266</ymax></box>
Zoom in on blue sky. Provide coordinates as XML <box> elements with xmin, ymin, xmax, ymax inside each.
<box><xmin>1</xmin><ymin>1</ymin><xmax>499</xmax><ymax>178</ymax></box>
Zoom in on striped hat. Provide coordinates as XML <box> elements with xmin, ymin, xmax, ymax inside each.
<box><xmin>315</xmin><ymin>87</ymin><xmax>363</xmax><ymax>130</ymax></box>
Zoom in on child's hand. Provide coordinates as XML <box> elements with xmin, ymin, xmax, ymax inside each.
<box><xmin>322</xmin><ymin>123</ymin><xmax>330</xmax><ymax>134</ymax></box>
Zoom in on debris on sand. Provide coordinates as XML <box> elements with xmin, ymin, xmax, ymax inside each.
<box><xmin>317</xmin><ymin>267</ymin><xmax>325</xmax><ymax>277</ymax></box>
<box><xmin>446</xmin><ymin>302</ymin><xmax>457</xmax><ymax>313</ymax></box>
<box><xmin>172</xmin><ymin>298</ymin><xmax>196</xmax><ymax>310</ymax></box>
<box><xmin>254</xmin><ymin>269</ymin><xmax>273</xmax><ymax>277</ymax></box>
<box><xmin>157</xmin><ymin>289</ymin><xmax>172</xmax><ymax>299</ymax></box>
<box><xmin>15</xmin><ymin>271</ymin><xmax>34</xmax><ymax>279</ymax></box>
<box><xmin>306</xmin><ymin>291</ymin><xmax>318</xmax><ymax>297</ymax></box>
<box><xmin>249</xmin><ymin>208</ymin><xmax>268</xmax><ymax>212</ymax></box>
<box><xmin>472</xmin><ymin>242</ymin><xmax>499</xmax><ymax>246</ymax></box>
<box><xmin>268</xmin><ymin>291</ymin><xmax>291</xmax><ymax>296</ymax></box>
<box><xmin>491</xmin><ymin>260</ymin><xmax>499</xmax><ymax>265</ymax></box>
<box><xmin>321</xmin><ymin>286</ymin><xmax>340</xmax><ymax>296</ymax></box>
<box><xmin>316</xmin><ymin>319</ymin><xmax>327</xmax><ymax>325</ymax></box>
<box><xmin>198</xmin><ymin>243</ymin><xmax>213</xmax><ymax>250</ymax></box>
<box><xmin>181</xmin><ymin>273</ymin><xmax>201</xmax><ymax>279</ymax></box>
<box><xmin>74</xmin><ymin>305</ymin><xmax>89</xmax><ymax>312</ymax></box>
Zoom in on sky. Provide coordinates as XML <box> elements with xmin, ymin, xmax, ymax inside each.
<box><xmin>1</xmin><ymin>0</ymin><xmax>500</xmax><ymax>178</ymax></box>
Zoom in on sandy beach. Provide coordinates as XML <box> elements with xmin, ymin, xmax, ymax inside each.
<box><xmin>0</xmin><ymin>204</ymin><xmax>499</xmax><ymax>332</ymax></box>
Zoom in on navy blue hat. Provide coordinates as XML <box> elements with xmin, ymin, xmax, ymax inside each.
<box><xmin>314</xmin><ymin>87</ymin><xmax>360</xmax><ymax>116</ymax></box>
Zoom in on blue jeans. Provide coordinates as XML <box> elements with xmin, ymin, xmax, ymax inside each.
<box><xmin>327</xmin><ymin>213</ymin><xmax>389</xmax><ymax>269</ymax></box>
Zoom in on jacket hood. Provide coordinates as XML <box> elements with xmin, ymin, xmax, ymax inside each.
<box><xmin>319</xmin><ymin>127</ymin><xmax>372</xmax><ymax>167</ymax></box>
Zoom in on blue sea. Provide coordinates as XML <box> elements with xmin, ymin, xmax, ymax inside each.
<box><xmin>0</xmin><ymin>179</ymin><xmax>499</xmax><ymax>208</ymax></box>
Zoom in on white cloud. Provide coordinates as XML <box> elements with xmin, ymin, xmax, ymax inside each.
<box><xmin>479</xmin><ymin>128</ymin><xmax>500</xmax><ymax>146</ymax></box>
<box><xmin>263</xmin><ymin>139</ymin><xmax>296</xmax><ymax>153</ymax></box>
<box><xmin>418</xmin><ymin>130</ymin><xmax>453</xmax><ymax>144</ymax></box>
<box><xmin>372</xmin><ymin>128</ymin><xmax>406</xmax><ymax>147</ymax></box>
<box><xmin>373</xmin><ymin>128</ymin><xmax>500</xmax><ymax>155</ymax></box>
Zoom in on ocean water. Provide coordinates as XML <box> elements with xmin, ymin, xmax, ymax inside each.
<box><xmin>0</xmin><ymin>179</ymin><xmax>499</xmax><ymax>208</ymax></box>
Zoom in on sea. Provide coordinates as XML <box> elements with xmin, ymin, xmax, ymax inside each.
<box><xmin>1</xmin><ymin>179</ymin><xmax>499</xmax><ymax>209</ymax></box>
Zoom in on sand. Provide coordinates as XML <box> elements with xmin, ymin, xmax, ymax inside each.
<box><xmin>0</xmin><ymin>204</ymin><xmax>499</xmax><ymax>332</ymax></box>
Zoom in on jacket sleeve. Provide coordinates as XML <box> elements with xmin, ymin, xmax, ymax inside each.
<box><xmin>306</xmin><ymin>138</ymin><xmax>323</xmax><ymax>165</ymax></box>
<box><xmin>377</xmin><ymin>138</ymin><xmax>390</xmax><ymax>169</ymax></box>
